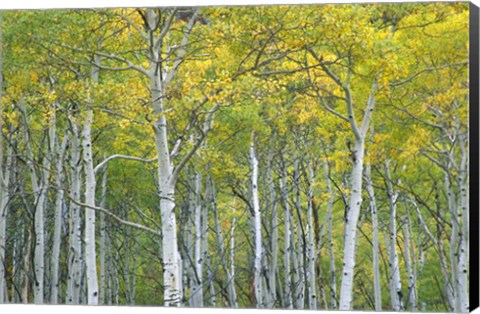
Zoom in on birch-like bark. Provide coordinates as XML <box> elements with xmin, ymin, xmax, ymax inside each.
<box><xmin>365</xmin><ymin>162</ymin><xmax>382</xmax><ymax>311</ymax></box>
<box><xmin>338</xmin><ymin>81</ymin><xmax>376</xmax><ymax>310</ymax></box>
<box><xmin>230</xmin><ymin>208</ymin><xmax>238</xmax><ymax>308</ymax></box>
<box><xmin>456</xmin><ymin>135</ymin><xmax>469</xmax><ymax>313</ymax></box>
<box><xmin>293</xmin><ymin>154</ymin><xmax>305</xmax><ymax>309</ymax></box>
<box><xmin>402</xmin><ymin>213</ymin><xmax>417</xmax><ymax>311</ymax></box>
<box><xmin>266</xmin><ymin>145</ymin><xmax>278</xmax><ymax>307</ymax></box>
<box><xmin>250</xmin><ymin>134</ymin><xmax>263</xmax><ymax>308</ymax></box>
<box><xmin>90</xmin><ymin>8</ymin><xmax>212</xmax><ymax>305</ymax></box>
<box><xmin>280</xmin><ymin>164</ymin><xmax>292</xmax><ymax>309</ymax></box>
<box><xmin>99</xmin><ymin>166</ymin><xmax>108</xmax><ymax>305</ymax></box>
<box><xmin>202</xmin><ymin>180</ymin><xmax>214</xmax><ymax>307</ymax></box>
<box><xmin>0</xmin><ymin>145</ymin><xmax>12</xmax><ymax>304</ymax></box>
<box><xmin>338</xmin><ymin>137</ymin><xmax>365</xmax><ymax>310</ymax></box>
<box><xmin>20</xmin><ymin>99</ymin><xmax>55</xmax><ymax>304</ymax></box>
<box><xmin>145</xmin><ymin>9</ymin><xmax>200</xmax><ymax>305</ymax></box>
<box><xmin>215</xmin><ymin>188</ymin><xmax>238</xmax><ymax>308</ymax></box>
<box><xmin>193</xmin><ymin>172</ymin><xmax>204</xmax><ymax>307</ymax></box>
<box><xmin>82</xmin><ymin>60</ymin><xmax>100</xmax><ymax>305</ymax></box>
<box><xmin>323</xmin><ymin>161</ymin><xmax>337</xmax><ymax>310</ymax></box>
<box><xmin>50</xmin><ymin>135</ymin><xmax>68</xmax><ymax>304</ymax></box>
<box><xmin>306</xmin><ymin>156</ymin><xmax>317</xmax><ymax>310</ymax></box>
<box><xmin>385</xmin><ymin>162</ymin><xmax>403</xmax><ymax>311</ymax></box>
<box><xmin>67</xmin><ymin>122</ymin><xmax>83</xmax><ymax>304</ymax></box>
<box><xmin>23</xmin><ymin>224</ymin><xmax>33</xmax><ymax>303</ymax></box>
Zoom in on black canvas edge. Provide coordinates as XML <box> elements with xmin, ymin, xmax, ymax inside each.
<box><xmin>470</xmin><ymin>1</ymin><xmax>479</xmax><ymax>313</ymax></box>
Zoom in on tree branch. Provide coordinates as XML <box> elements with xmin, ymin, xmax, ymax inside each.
<box><xmin>170</xmin><ymin>102</ymin><xmax>219</xmax><ymax>184</ymax></box>
<box><xmin>155</xmin><ymin>8</ymin><xmax>178</xmax><ymax>51</ymax></box>
<box><xmin>164</xmin><ymin>8</ymin><xmax>199</xmax><ymax>85</ymax></box>
<box><xmin>360</xmin><ymin>83</ymin><xmax>377</xmax><ymax>136</ymax></box>
<box><xmin>94</xmin><ymin>154</ymin><xmax>157</xmax><ymax>175</ymax></box>
<box><xmin>69</xmin><ymin>196</ymin><xmax>162</xmax><ymax>237</ymax></box>
<box><xmin>389</xmin><ymin>62</ymin><xmax>468</xmax><ymax>87</ymax></box>
<box><xmin>116</xmin><ymin>11</ymin><xmax>148</xmax><ymax>39</ymax></box>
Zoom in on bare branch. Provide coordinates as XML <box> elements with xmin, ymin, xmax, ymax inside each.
<box><xmin>320</xmin><ymin>97</ymin><xmax>350</xmax><ymax>123</ymax></box>
<box><xmin>406</xmin><ymin>196</ymin><xmax>438</xmax><ymax>246</ymax></box>
<box><xmin>170</xmin><ymin>103</ymin><xmax>220</xmax><ymax>184</ymax></box>
<box><xmin>155</xmin><ymin>8</ymin><xmax>178</xmax><ymax>51</ymax></box>
<box><xmin>164</xmin><ymin>9</ymin><xmax>199</xmax><ymax>84</ymax></box>
<box><xmin>116</xmin><ymin>11</ymin><xmax>148</xmax><ymax>39</ymax></box>
<box><xmin>69</xmin><ymin>196</ymin><xmax>161</xmax><ymax>237</ymax></box>
<box><xmin>389</xmin><ymin>62</ymin><xmax>468</xmax><ymax>87</ymax></box>
<box><xmin>93</xmin><ymin>51</ymin><xmax>150</xmax><ymax>77</ymax></box>
<box><xmin>94</xmin><ymin>154</ymin><xmax>157</xmax><ymax>175</ymax></box>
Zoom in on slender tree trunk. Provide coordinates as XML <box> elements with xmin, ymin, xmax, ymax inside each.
<box><xmin>23</xmin><ymin>224</ymin><xmax>32</xmax><ymax>303</ymax></box>
<box><xmin>21</xmin><ymin>99</ymin><xmax>55</xmax><ymax>304</ymax></box>
<box><xmin>336</xmin><ymin>81</ymin><xmax>376</xmax><ymax>311</ymax></box>
<box><xmin>229</xmin><ymin>203</ymin><xmax>238</xmax><ymax>308</ymax></box>
<box><xmin>50</xmin><ymin>136</ymin><xmax>68</xmax><ymax>304</ymax></box>
<box><xmin>186</xmin><ymin>184</ymin><xmax>195</xmax><ymax>306</ymax></box>
<box><xmin>279</xmin><ymin>162</ymin><xmax>293</xmax><ymax>309</ymax></box>
<box><xmin>339</xmin><ymin>138</ymin><xmax>365</xmax><ymax>310</ymax></box>
<box><xmin>193</xmin><ymin>172</ymin><xmax>204</xmax><ymax>307</ymax></box>
<box><xmin>385</xmin><ymin>162</ymin><xmax>403</xmax><ymax>311</ymax></box>
<box><xmin>365</xmin><ymin>162</ymin><xmax>382</xmax><ymax>311</ymax></box>
<box><xmin>250</xmin><ymin>134</ymin><xmax>263</xmax><ymax>308</ymax></box>
<box><xmin>306</xmin><ymin>156</ymin><xmax>316</xmax><ymax>310</ymax></box>
<box><xmin>456</xmin><ymin>136</ymin><xmax>469</xmax><ymax>313</ymax></box>
<box><xmin>402</xmin><ymin>212</ymin><xmax>417</xmax><ymax>311</ymax></box>
<box><xmin>210</xmin><ymin>186</ymin><xmax>238</xmax><ymax>308</ymax></box>
<box><xmin>0</xmin><ymin>146</ymin><xmax>11</xmax><ymax>304</ymax></box>
<box><xmin>293</xmin><ymin>154</ymin><xmax>305</xmax><ymax>309</ymax></box>
<box><xmin>99</xmin><ymin>166</ymin><xmax>108</xmax><ymax>305</ymax></box>
<box><xmin>202</xmin><ymin>180</ymin><xmax>214</xmax><ymax>307</ymax></box>
<box><xmin>147</xmin><ymin>12</ymin><xmax>183</xmax><ymax>303</ymax></box>
<box><xmin>266</xmin><ymin>145</ymin><xmax>278</xmax><ymax>307</ymax></box>
<box><xmin>323</xmin><ymin>161</ymin><xmax>337</xmax><ymax>310</ymax></box>
<box><xmin>67</xmin><ymin>123</ymin><xmax>83</xmax><ymax>304</ymax></box>
<box><xmin>83</xmin><ymin>61</ymin><xmax>100</xmax><ymax>305</ymax></box>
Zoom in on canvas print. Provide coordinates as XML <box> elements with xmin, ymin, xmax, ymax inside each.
<box><xmin>0</xmin><ymin>1</ymin><xmax>475</xmax><ymax>312</ymax></box>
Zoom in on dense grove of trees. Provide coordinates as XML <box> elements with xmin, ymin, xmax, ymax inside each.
<box><xmin>0</xmin><ymin>3</ymin><xmax>470</xmax><ymax>312</ymax></box>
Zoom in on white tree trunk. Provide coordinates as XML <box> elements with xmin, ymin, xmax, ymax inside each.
<box><xmin>365</xmin><ymin>163</ymin><xmax>381</xmax><ymax>311</ymax></box>
<box><xmin>293</xmin><ymin>155</ymin><xmax>305</xmax><ymax>310</ymax></box>
<box><xmin>193</xmin><ymin>172</ymin><xmax>204</xmax><ymax>307</ymax></box>
<box><xmin>280</xmin><ymin>168</ymin><xmax>293</xmax><ymax>309</ymax></box>
<box><xmin>306</xmin><ymin>157</ymin><xmax>316</xmax><ymax>310</ymax></box>
<box><xmin>209</xmin><ymin>180</ymin><xmax>238</xmax><ymax>308</ymax></box>
<box><xmin>229</xmin><ymin>203</ymin><xmax>238</xmax><ymax>308</ymax></box>
<box><xmin>266</xmin><ymin>146</ymin><xmax>278</xmax><ymax>307</ymax></box>
<box><xmin>50</xmin><ymin>136</ymin><xmax>68</xmax><ymax>304</ymax></box>
<box><xmin>323</xmin><ymin>161</ymin><xmax>337</xmax><ymax>310</ymax></box>
<box><xmin>335</xmin><ymin>79</ymin><xmax>376</xmax><ymax>311</ymax></box>
<box><xmin>99</xmin><ymin>166</ymin><xmax>108</xmax><ymax>305</ymax></box>
<box><xmin>67</xmin><ymin>123</ymin><xmax>83</xmax><ymax>304</ymax></box>
<box><xmin>21</xmin><ymin>99</ymin><xmax>55</xmax><ymax>304</ymax></box>
<box><xmin>402</xmin><ymin>213</ymin><xmax>417</xmax><ymax>311</ymax></box>
<box><xmin>456</xmin><ymin>136</ymin><xmax>469</xmax><ymax>313</ymax></box>
<box><xmin>338</xmin><ymin>138</ymin><xmax>365</xmax><ymax>310</ymax></box>
<box><xmin>385</xmin><ymin>162</ymin><xmax>403</xmax><ymax>311</ymax></box>
<box><xmin>0</xmin><ymin>146</ymin><xmax>12</xmax><ymax>304</ymax></box>
<box><xmin>250</xmin><ymin>135</ymin><xmax>263</xmax><ymax>308</ymax></box>
<box><xmin>82</xmin><ymin>107</ymin><xmax>99</xmax><ymax>305</ymax></box>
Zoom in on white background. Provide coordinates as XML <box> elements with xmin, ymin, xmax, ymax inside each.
<box><xmin>0</xmin><ymin>0</ymin><xmax>477</xmax><ymax>314</ymax></box>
